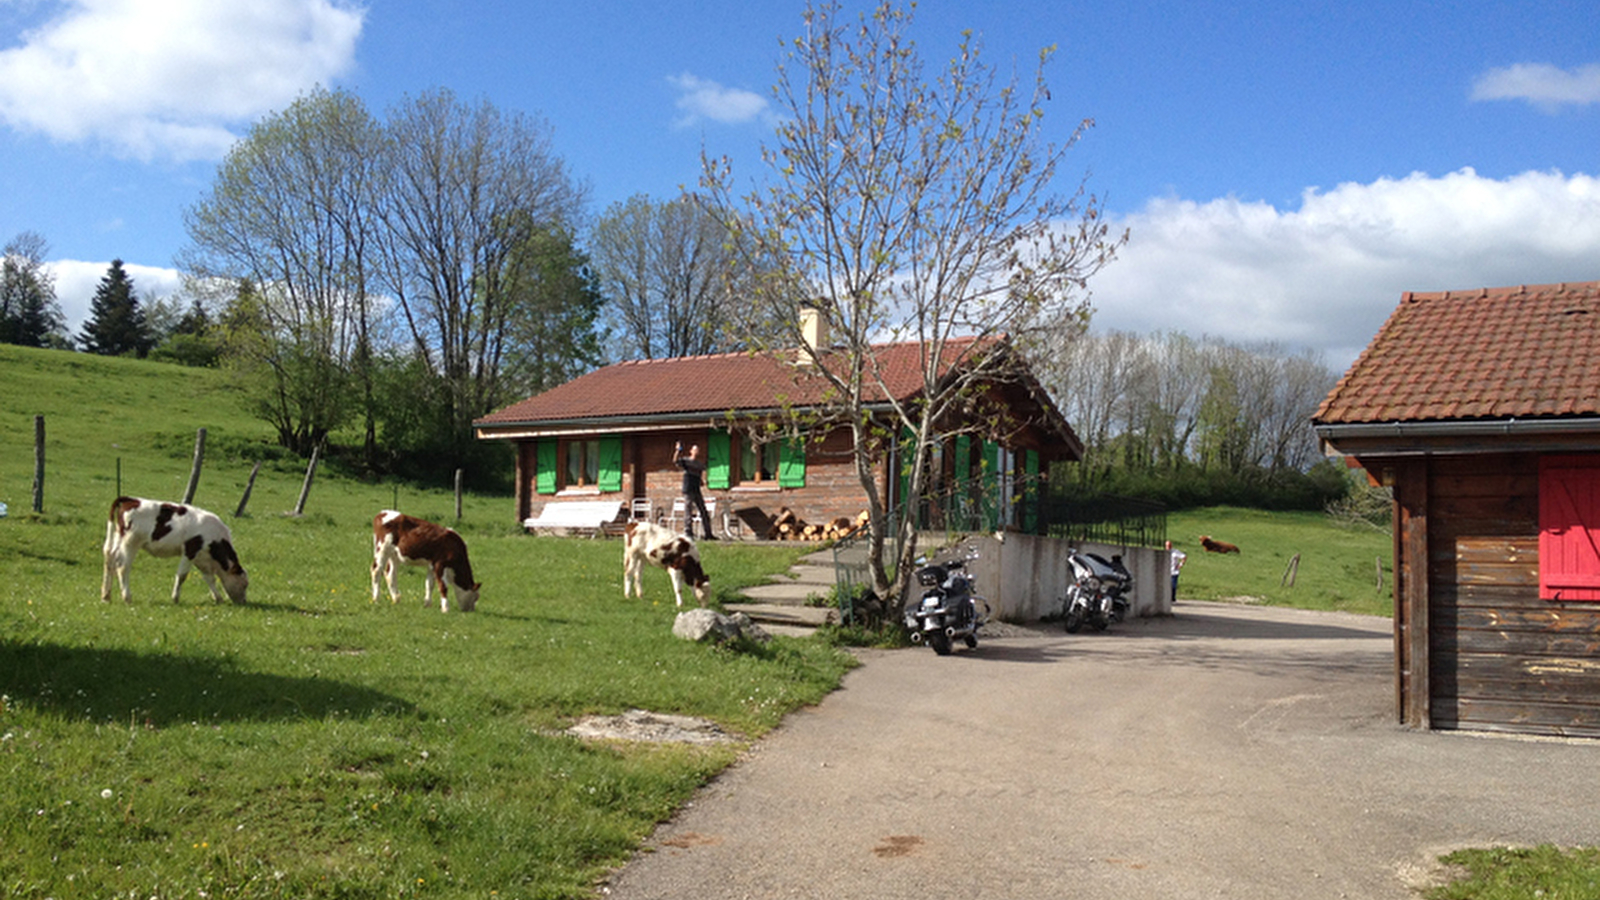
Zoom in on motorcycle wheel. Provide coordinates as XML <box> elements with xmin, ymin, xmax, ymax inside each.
<box><xmin>929</xmin><ymin>632</ymin><xmax>953</xmax><ymax>655</ymax></box>
<box><xmin>1064</xmin><ymin>608</ymin><xmax>1085</xmax><ymax>634</ymax></box>
<box><xmin>964</xmin><ymin>634</ymin><xmax>978</xmax><ymax>649</ymax></box>
<box><xmin>1091</xmin><ymin>614</ymin><xmax>1110</xmax><ymax>632</ymax></box>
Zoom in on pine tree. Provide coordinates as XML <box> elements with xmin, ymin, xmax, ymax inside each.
<box><xmin>78</xmin><ymin>259</ymin><xmax>152</xmax><ymax>357</ymax></box>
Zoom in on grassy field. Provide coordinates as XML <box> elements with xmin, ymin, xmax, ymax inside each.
<box><xmin>0</xmin><ymin>344</ymin><xmax>852</xmax><ymax>899</ymax></box>
<box><xmin>1167</xmin><ymin>506</ymin><xmax>1393</xmax><ymax>618</ymax></box>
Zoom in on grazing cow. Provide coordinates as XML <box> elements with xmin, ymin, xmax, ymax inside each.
<box><xmin>371</xmin><ymin>510</ymin><xmax>480</xmax><ymax>612</ymax></box>
<box><xmin>1200</xmin><ymin>534</ymin><xmax>1241</xmax><ymax>554</ymax></box>
<box><xmin>102</xmin><ymin>497</ymin><xmax>248</xmax><ymax>605</ymax></box>
<box><xmin>623</xmin><ymin>521</ymin><xmax>710</xmax><ymax>607</ymax></box>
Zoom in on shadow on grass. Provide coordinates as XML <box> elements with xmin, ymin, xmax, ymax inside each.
<box><xmin>0</xmin><ymin>638</ymin><xmax>416</xmax><ymax>725</ymax></box>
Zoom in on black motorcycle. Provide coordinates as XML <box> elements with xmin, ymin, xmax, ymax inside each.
<box><xmin>904</xmin><ymin>546</ymin><xmax>990</xmax><ymax>655</ymax></box>
<box><xmin>1063</xmin><ymin>549</ymin><xmax>1132</xmax><ymax>633</ymax></box>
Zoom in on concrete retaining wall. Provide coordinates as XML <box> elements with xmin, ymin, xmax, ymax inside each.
<box><xmin>918</xmin><ymin>532</ymin><xmax>1171</xmax><ymax>623</ymax></box>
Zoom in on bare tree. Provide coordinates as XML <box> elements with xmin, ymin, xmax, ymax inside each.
<box><xmin>591</xmin><ymin>193</ymin><xmax>758</xmax><ymax>359</ymax></box>
<box><xmin>703</xmin><ymin>2</ymin><xmax>1122</xmax><ymax>613</ymax></box>
<box><xmin>0</xmin><ymin>231</ymin><xmax>67</xmax><ymax>348</ymax></box>
<box><xmin>376</xmin><ymin>88</ymin><xmax>588</xmax><ymax>456</ymax></box>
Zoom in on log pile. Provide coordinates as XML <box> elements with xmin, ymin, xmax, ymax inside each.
<box><xmin>764</xmin><ymin>507</ymin><xmax>870</xmax><ymax>542</ymax></box>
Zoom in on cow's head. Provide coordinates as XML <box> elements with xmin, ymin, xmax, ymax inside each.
<box><xmin>679</xmin><ymin>556</ymin><xmax>711</xmax><ymax>606</ymax></box>
<box><xmin>456</xmin><ymin>582</ymin><xmax>481</xmax><ymax>612</ymax></box>
<box><xmin>210</xmin><ymin>539</ymin><xmax>249</xmax><ymax>604</ymax></box>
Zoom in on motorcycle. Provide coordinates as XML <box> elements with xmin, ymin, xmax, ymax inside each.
<box><xmin>1062</xmin><ymin>549</ymin><xmax>1133</xmax><ymax>633</ymax></box>
<box><xmin>904</xmin><ymin>545</ymin><xmax>990</xmax><ymax>655</ymax></box>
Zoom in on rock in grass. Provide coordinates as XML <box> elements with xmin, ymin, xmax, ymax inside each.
<box><xmin>672</xmin><ymin>608</ymin><xmax>771</xmax><ymax>643</ymax></box>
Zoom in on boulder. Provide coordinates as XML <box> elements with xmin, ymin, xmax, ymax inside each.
<box><xmin>672</xmin><ymin>608</ymin><xmax>772</xmax><ymax>643</ymax></box>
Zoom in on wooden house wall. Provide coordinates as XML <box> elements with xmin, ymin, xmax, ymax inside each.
<box><xmin>518</xmin><ymin>427</ymin><xmax>887</xmax><ymax>531</ymax></box>
<box><xmin>1418</xmin><ymin>452</ymin><xmax>1600</xmax><ymax>737</ymax></box>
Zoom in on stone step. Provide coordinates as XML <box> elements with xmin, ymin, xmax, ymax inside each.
<box><xmin>724</xmin><ymin>601</ymin><xmax>837</xmax><ymax>628</ymax></box>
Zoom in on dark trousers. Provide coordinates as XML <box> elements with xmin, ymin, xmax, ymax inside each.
<box><xmin>685</xmin><ymin>489</ymin><xmax>715</xmax><ymax>539</ymax></box>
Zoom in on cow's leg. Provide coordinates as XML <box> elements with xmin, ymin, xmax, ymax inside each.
<box><xmin>370</xmin><ymin>541</ymin><xmax>384</xmax><ymax>602</ymax></box>
<box><xmin>623</xmin><ymin>549</ymin><xmax>639</xmax><ymax>598</ymax></box>
<box><xmin>198</xmin><ymin>566</ymin><xmax>226</xmax><ymax>603</ymax></box>
<box><xmin>435</xmin><ymin>564</ymin><xmax>451</xmax><ymax>613</ymax></box>
<box><xmin>422</xmin><ymin>568</ymin><xmax>436</xmax><ymax>607</ymax></box>
<box><xmin>668</xmin><ymin>567</ymin><xmax>686</xmax><ymax>607</ymax></box>
<box><xmin>109</xmin><ymin>545</ymin><xmax>134</xmax><ymax>604</ymax></box>
<box><xmin>170</xmin><ymin>556</ymin><xmax>193</xmax><ymax>604</ymax></box>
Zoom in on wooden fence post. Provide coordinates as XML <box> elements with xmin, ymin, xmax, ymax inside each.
<box><xmin>292</xmin><ymin>444</ymin><xmax>321</xmax><ymax>516</ymax></box>
<box><xmin>455</xmin><ymin>468</ymin><xmax>463</xmax><ymax>520</ymax></box>
<box><xmin>182</xmin><ymin>427</ymin><xmax>206</xmax><ymax>504</ymax></box>
<box><xmin>235</xmin><ymin>460</ymin><xmax>262</xmax><ymax>517</ymax></box>
<box><xmin>32</xmin><ymin>415</ymin><xmax>44</xmax><ymax>514</ymax></box>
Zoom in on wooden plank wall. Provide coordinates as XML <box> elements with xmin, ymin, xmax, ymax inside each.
<box><xmin>1426</xmin><ymin>453</ymin><xmax>1600</xmax><ymax>737</ymax></box>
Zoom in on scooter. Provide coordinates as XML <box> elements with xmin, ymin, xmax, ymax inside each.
<box><xmin>1063</xmin><ymin>549</ymin><xmax>1132</xmax><ymax>633</ymax></box>
<box><xmin>904</xmin><ymin>545</ymin><xmax>991</xmax><ymax>655</ymax></box>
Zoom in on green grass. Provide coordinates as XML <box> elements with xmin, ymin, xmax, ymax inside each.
<box><xmin>0</xmin><ymin>344</ymin><xmax>853</xmax><ymax>899</ymax></box>
<box><xmin>1427</xmin><ymin>846</ymin><xmax>1600</xmax><ymax>899</ymax></box>
<box><xmin>1167</xmin><ymin>506</ymin><xmax>1393</xmax><ymax>617</ymax></box>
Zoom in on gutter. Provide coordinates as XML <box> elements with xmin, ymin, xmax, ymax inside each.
<box><xmin>1315</xmin><ymin>416</ymin><xmax>1600</xmax><ymax>443</ymax></box>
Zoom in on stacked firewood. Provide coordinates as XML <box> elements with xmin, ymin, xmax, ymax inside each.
<box><xmin>765</xmin><ymin>507</ymin><xmax>870</xmax><ymax>542</ymax></box>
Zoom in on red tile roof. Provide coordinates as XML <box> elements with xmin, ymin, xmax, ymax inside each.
<box><xmin>476</xmin><ymin>336</ymin><xmax>988</xmax><ymax>427</ymax></box>
<box><xmin>1315</xmin><ymin>281</ymin><xmax>1600</xmax><ymax>425</ymax></box>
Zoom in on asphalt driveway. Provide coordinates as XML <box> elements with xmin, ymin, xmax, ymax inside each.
<box><xmin>600</xmin><ymin>602</ymin><xmax>1600</xmax><ymax>899</ymax></box>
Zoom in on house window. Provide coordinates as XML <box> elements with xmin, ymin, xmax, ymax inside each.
<box><xmin>1539</xmin><ymin>455</ymin><xmax>1600</xmax><ymax>601</ymax></box>
<box><xmin>566</xmin><ymin>439</ymin><xmax>600</xmax><ymax>488</ymax></box>
<box><xmin>741</xmin><ymin>438</ymin><xmax>781</xmax><ymax>484</ymax></box>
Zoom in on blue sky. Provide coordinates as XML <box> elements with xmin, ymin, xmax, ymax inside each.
<box><xmin>2</xmin><ymin>0</ymin><xmax>1598</xmax><ymax>372</ymax></box>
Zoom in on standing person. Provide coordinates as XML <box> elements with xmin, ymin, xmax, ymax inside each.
<box><xmin>1167</xmin><ymin>540</ymin><xmax>1186</xmax><ymax>604</ymax></box>
<box><xmin>674</xmin><ymin>441</ymin><xmax>717</xmax><ymax>540</ymax></box>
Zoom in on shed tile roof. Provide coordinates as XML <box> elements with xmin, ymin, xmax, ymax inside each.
<box><xmin>1314</xmin><ymin>281</ymin><xmax>1600</xmax><ymax>425</ymax></box>
<box><xmin>476</xmin><ymin>337</ymin><xmax>985</xmax><ymax>427</ymax></box>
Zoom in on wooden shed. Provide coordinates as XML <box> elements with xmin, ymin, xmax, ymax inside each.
<box><xmin>1313</xmin><ymin>281</ymin><xmax>1600</xmax><ymax>737</ymax></box>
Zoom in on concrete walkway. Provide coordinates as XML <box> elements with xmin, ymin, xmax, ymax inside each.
<box><xmin>601</xmin><ymin>602</ymin><xmax>1600</xmax><ymax>899</ymax></box>
<box><xmin>725</xmin><ymin>549</ymin><xmax>839</xmax><ymax>636</ymax></box>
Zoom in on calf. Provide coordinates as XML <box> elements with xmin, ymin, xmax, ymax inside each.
<box><xmin>623</xmin><ymin>521</ymin><xmax>710</xmax><ymax>607</ymax></box>
<box><xmin>102</xmin><ymin>497</ymin><xmax>248</xmax><ymax>604</ymax></box>
<box><xmin>1199</xmin><ymin>534</ymin><xmax>1241</xmax><ymax>554</ymax></box>
<box><xmin>371</xmin><ymin>510</ymin><xmax>480</xmax><ymax>612</ymax></box>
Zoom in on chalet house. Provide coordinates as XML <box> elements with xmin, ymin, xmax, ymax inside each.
<box><xmin>1313</xmin><ymin>281</ymin><xmax>1600</xmax><ymax>738</ymax></box>
<box><xmin>473</xmin><ymin>331</ymin><xmax>1082</xmax><ymax>540</ymax></box>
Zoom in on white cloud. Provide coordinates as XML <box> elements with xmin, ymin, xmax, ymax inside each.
<box><xmin>668</xmin><ymin>72</ymin><xmax>770</xmax><ymax>127</ymax></box>
<box><xmin>1087</xmin><ymin>168</ymin><xmax>1600</xmax><ymax>374</ymax></box>
<box><xmin>0</xmin><ymin>0</ymin><xmax>365</xmax><ymax>161</ymax></box>
<box><xmin>1471</xmin><ymin>62</ymin><xmax>1600</xmax><ymax>112</ymax></box>
<box><xmin>49</xmin><ymin>258</ymin><xmax>183</xmax><ymax>336</ymax></box>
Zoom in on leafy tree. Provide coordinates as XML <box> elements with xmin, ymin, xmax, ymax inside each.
<box><xmin>0</xmin><ymin>231</ymin><xmax>68</xmax><ymax>348</ymax></box>
<box><xmin>182</xmin><ymin>87</ymin><xmax>382</xmax><ymax>458</ymax></box>
<box><xmin>149</xmin><ymin>296</ymin><xmax>222</xmax><ymax>367</ymax></box>
<box><xmin>78</xmin><ymin>259</ymin><xmax>153</xmax><ymax>356</ymax></box>
<box><xmin>702</xmin><ymin>2</ymin><xmax>1122</xmax><ymax>614</ymax></box>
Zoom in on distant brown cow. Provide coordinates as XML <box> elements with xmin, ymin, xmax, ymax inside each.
<box><xmin>1200</xmin><ymin>535</ymin><xmax>1241</xmax><ymax>554</ymax></box>
<box><xmin>371</xmin><ymin>510</ymin><xmax>480</xmax><ymax>612</ymax></box>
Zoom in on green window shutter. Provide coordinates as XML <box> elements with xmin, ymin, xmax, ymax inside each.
<box><xmin>597</xmin><ymin>436</ymin><xmax>623</xmax><ymax>492</ymax></box>
<box><xmin>983</xmin><ymin>440</ymin><xmax>1000</xmax><ymax>486</ymax></box>
<box><xmin>778</xmin><ymin>438</ymin><xmax>806</xmax><ymax>488</ymax></box>
<box><xmin>707</xmin><ymin>428</ymin><xmax>731</xmax><ymax>489</ymax></box>
<box><xmin>955</xmin><ymin>435</ymin><xmax>972</xmax><ymax>489</ymax></box>
<box><xmin>535</xmin><ymin>439</ymin><xmax>557</xmax><ymax>494</ymax></box>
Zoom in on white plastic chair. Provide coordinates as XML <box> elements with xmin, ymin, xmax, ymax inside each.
<box><xmin>668</xmin><ymin>497</ymin><xmax>687</xmax><ymax>532</ymax></box>
<box><xmin>630</xmin><ymin>497</ymin><xmax>652</xmax><ymax>521</ymax></box>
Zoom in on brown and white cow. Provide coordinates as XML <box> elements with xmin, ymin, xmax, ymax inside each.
<box><xmin>623</xmin><ymin>521</ymin><xmax>710</xmax><ymax>607</ymax></box>
<box><xmin>371</xmin><ymin>510</ymin><xmax>480</xmax><ymax>612</ymax></box>
<box><xmin>102</xmin><ymin>497</ymin><xmax>248</xmax><ymax>604</ymax></box>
